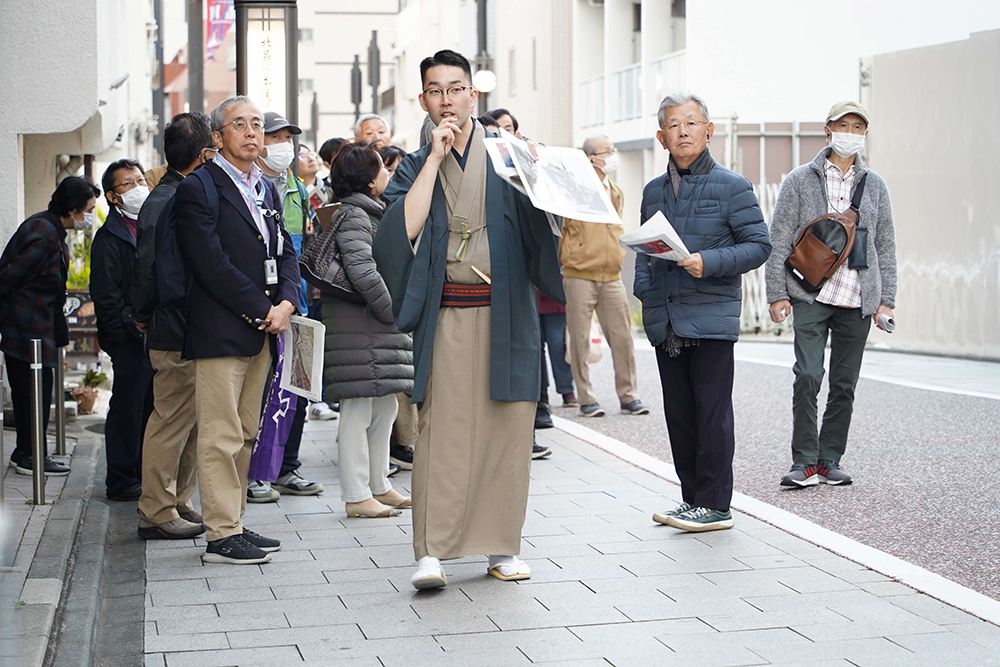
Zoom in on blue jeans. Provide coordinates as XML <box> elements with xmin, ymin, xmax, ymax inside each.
<box><xmin>539</xmin><ymin>312</ymin><xmax>575</xmax><ymax>396</ymax></box>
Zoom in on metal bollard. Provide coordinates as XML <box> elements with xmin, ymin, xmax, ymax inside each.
<box><xmin>0</xmin><ymin>351</ymin><xmax>5</xmax><ymax>510</ymax></box>
<box><xmin>30</xmin><ymin>340</ymin><xmax>45</xmax><ymax>505</ymax></box>
<box><xmin>55</xmin><ymin>347</ymin><xmax>66</xmax><ymax>456</ymax></box>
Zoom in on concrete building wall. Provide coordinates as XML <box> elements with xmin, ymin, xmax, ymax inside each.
<box><xmin>0</xmin><ymin>0</ymin><xmax>157</xmax><ymax>242</ymax></box>
<box><xmin>867</xmin><ymin>29</ymin><xmax>1000</xmax><ymax>359</ymax></box>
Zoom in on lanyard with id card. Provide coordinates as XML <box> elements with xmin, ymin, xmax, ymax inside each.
<box><xmin>262</xmin><ymin>198</ymin><xmax>284</xmax><ymax>286</ymax></box>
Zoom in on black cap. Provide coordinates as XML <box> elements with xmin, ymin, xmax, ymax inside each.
<box><xmin>263</xmin><ymin>111</ymin><xmax>302</xmax><ymax>135</ymax></box>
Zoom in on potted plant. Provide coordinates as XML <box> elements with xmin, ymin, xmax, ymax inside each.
<box><xmin>69</xmin><ymin>369</ymin><xmax>106</xmax><ymax>414</ymax></box>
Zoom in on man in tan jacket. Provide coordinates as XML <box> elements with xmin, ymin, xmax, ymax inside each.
<box><xmin>562</xmin><ymin>135</ymin><xmax>648</xmax><ymax>417</ymax></box>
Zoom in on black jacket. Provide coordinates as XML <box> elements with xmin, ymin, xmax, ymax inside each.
<box><xmin>132</xmin><ymin>167</ymin><xmax>187</xmax><ymax>351</ymax></box>
<box><xmin>173</xmin><ymin>161</ymin><xmax>300</xmax><ymax>360</ymax></box>
<box><xmin>91</xmin><ymin>207</ymin><xmax>143</xmax><ymax>352</ymax></box>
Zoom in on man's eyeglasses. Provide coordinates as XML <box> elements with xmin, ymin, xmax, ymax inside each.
<box><xmin>663</xmin><ymin>120</ymin><xmax>708</xmax><ymax>134</ymax></box>
<box><xmin>422</xmin><ymin>85</ymin><xmax>473</xmax><ymax>100</ymax></box>
<box><xmin>113</xmin><ymin>177</ymin><xmax>147</xmax><ymax>192</ymax></box>
<box><xmin>220</xmin><ymin>117</ymin><xmax>264</xmax><ymax>133</ymax></box>
<box><xmin>590</xmin><ymin>148</ymin><xmax>617</xmax><ymax>157</ymax></box>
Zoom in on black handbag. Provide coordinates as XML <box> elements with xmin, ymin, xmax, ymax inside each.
<box><xmin>298</xmin><ymin>206</ymin><xmax>365</xmax><ymax>303</ymax></box>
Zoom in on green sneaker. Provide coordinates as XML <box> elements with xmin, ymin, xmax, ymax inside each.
<box><xmin>652</xmin><ymin>502</ymin><xmax>694</xmax><ymax>525</ymax></box>
<box><xmin>663</xmin><ymin>506</ymin><xmax>734</xmax><ymax>532</ymax></box>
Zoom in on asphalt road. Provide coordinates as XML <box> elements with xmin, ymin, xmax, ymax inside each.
<box><xmin>551</xmin><ymin>336</ymin><xmax>1000</xmax><ymax>601</ymax></box>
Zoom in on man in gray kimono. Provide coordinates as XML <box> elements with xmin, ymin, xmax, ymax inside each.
<box><xmin>373</xmin><ymin>49</ymin><xmax>564</xmax><ymax>590</ymax></box>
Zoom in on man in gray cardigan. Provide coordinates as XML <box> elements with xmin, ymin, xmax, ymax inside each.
<box><xmin>765</xmin><ymin>101</ymin><xmax>897</xmax><ymax>488</ymax></box>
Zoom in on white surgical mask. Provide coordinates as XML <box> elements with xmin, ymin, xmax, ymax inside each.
<box><xmin>74</xmin><ymin>211</ymin><xmax>95</xmax><ymax>231</ymax></box>
<box><xmin>119</xmin><ymin>186</ymin><xmax>149</xmax><ymax>217</ymax></box>
<box><xmin>261</xmin><ymin>142</ymin><xmax>294</xmax><ymax>173</ymax></box>
<box><xmin>599</xmin><ymin>153</ymin><xmax>619</xmax><ymax>175</ymax></box>
<box><xmin>829</xmin><ymin>131</ymin><xmax>865</xmax><ymax>159</ymax></box>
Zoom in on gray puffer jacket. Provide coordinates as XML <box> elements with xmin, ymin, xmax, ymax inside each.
<box><xmin>764</xmin><ymin>147</ymin><xmax>897</xmax><ymax>316</ymax></box>
<box><xmin>322</xmin><ymin>193</ymin><xmax>413</xmax><ymax>401</ymax></box>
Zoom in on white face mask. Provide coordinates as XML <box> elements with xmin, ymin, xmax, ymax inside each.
<box><xmin>829</xmin><ymin>131</ymin><xmax>865</xmax><ymax>159</ymax></box>
<box><xmin>119</xmin><ymin>186</ymin><xmax>149</xmax><ymax>216</ymax></box>
<box><xmin>261</xmin><ymin>141</ymin><xmax>294</xmax><ymax>173</ymax></box>
<box><xmin>598</xmin><ymin>152</ymin><xmax>619</xmax><ymax>175</ymax></box>
<box><xmin>74</xmin><ymin>210</ymin><xmax>95</xmax><ymax>231</ymax></box>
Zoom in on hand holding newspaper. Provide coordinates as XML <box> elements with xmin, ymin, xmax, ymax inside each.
<box><xmin>618</xmin><ymin>211</ymin><xmax>691</xmax><ymax>261</ymax></box>
<box><xmin>482</xmin><ymin>130</ymin><xmax>622</xmax><ymax>227</ymax></box>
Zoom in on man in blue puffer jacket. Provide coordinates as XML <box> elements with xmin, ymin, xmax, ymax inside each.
<box><xmin>637</xmin><ymin>93</ymin><xmax>771</xmax><ymax>533</ymax></box>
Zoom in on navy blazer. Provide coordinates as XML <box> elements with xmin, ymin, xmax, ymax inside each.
<box><xmin>173</xmin><ymin>161</ymin><xmax>300</xmax><ymax>360</ymax></box>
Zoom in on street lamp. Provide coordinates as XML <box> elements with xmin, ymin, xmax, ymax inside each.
<box><xmin>235</xmin><ymin>0</ymin><xmax>298</xmax><ymax>123</ymax></box>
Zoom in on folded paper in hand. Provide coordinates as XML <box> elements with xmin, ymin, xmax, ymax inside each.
<box><xmin>618</xmin><ymin>211</ymin><xmax>691</xmax><ymax>261</ymax></box>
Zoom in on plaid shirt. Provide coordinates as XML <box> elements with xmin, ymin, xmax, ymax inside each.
<box><xmin>816</xmin><ymin>160</ymin><xmax>862</xmax><ymax>308</ymax></box>
<box><xmin>0</xmin><ymin>212</ymin><xmax>70</xmax><ymax>366</ymax></box>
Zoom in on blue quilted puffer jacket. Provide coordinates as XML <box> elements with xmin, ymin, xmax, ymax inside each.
<box><xmin>634</xmin><ymin>150</ymin><xmax>772</xmax><ymax>344</ymax></box>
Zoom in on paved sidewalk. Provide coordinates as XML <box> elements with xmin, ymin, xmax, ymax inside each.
<box><xmin>141</xmin><ymin>418</ymin><xmax>1000</xmax><ymax>667</ymax></box>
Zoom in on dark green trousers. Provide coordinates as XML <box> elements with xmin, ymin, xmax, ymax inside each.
<box><xmin>791</xmin><ymin>300</ymin><xmax>871</xmax><ymax>465</ymax></box>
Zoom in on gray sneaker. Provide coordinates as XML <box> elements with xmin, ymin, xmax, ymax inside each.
<box><xmin>273</xmin><ymin>470</ymin><xmax>324</xmax><ymax>496</ymax></box>
<box><xmin>621</xmin><ymin>400</ymin><xmax>650</xmax><ymax>415</ymax></box>
<box><xmin>247</xmin><ymin>480</ymin><xmax>280</xmax><ymax>503</ymax></box>
<box><xmin>580</xmin><ymin>402</ymin><xmax>605</xmax><ymax>418</ymax></box>
<box><xmin>780</xmin><ymin>463</ymin><xmax>819</xmax><ymax>488</ymax></box>
<box><xmin>663</xmin><ymin>506</ymin><xmax>734</xmax><ymax>532</ymax></box>
<box><xmin>818</xmin><ymin>459</ymin><xmax>853</xmax><ymax>485</ymax></box>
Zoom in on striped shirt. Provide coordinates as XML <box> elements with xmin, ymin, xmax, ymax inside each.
<box><xmin>816</xmin><ymin>159</ymin><xmax>862</xmax><ymax>309</ymax></box>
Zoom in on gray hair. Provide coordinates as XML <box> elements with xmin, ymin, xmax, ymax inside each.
<box><xmin>210</xmin><ymin>95</ymin><xmax>255</xmax><ymax>133</ymax></box>
<box><xmin>582</xmin><ymin>135</ymin><xmax>612</xmax><ymax>156</ymax></box>
<box><xmin>656</xmin><ymin>93</ymin><xmax>709</xmax><ymax>128</ymax></box>
<box><xmin>353</xmin><ymin>113</ymin><xmax>388</xmax><ymax>137</ymax></box>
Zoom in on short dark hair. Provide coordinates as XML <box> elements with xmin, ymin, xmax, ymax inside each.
<box><xmin>101</xmin><ymin>159</ymin><xmax>145</xmax><ymax>197</ymax></box>
<box><xmin>377</xmin><ymin>145</ymin><xmax>406</xmax><ymax>169</ymax></box>
<box><xmin>163</xmin><ymin>112</ymin><xmax>213</xmax><ymax>171</ymax></box>
<box><xmin>478</xmin><ymin>115</ymin><xmax>500</xmax><ymax>131</ymax></box>
<box><xmin>319</xmin><ymin>137</ymin><xmax>346</xmax><ymax>165</ymax></box>
<box><xmin>47</xmin><ymin>176</ymin><xmax>100</xmax><ymax>219</ymax></box>
<box><xmin>486</xmin><ymin>108</ymin><xmax>518</xmax><ymax>132</ymax></box>
<box><xmin>328</xmin><ymin>142</ymin><xmax>382</xmax><ymax>199</ymax></box>
<box><xmin>420</xmin><ymin>49</ymin><xmax>473</xmax><ymax>88</ymax></box>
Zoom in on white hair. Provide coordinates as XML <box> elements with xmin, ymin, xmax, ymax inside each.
<box><xmin>657</xmin><ymin>93</ymin><xmax>709</xmax><ymax>127</ymax></box>
<box><xmin>210</xmin><ymin>95</ymin><xmax>255</xmax><ymax>133</ymax></box>
<box><xmin>582</xmin><ymin>135</ymin><xmax>612</xmax><ymax>156</ymax></box>
<box><xmin>353</xmin><ymin>113</ymin><xmax>388</xmax><ymax>138</ymax></box>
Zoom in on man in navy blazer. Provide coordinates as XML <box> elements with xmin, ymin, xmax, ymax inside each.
<box><xmin>173</xmin><ymin>95</ymin><xmax>300</xmax><ymax>564</ymax></box>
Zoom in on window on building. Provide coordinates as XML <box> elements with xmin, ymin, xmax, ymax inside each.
<box><xmin>299</xmin><ymin>28</ymin><xmax>313</xmax><ymax>42</ymax></box>
<box><xmin>672</xmin><ymin>0</ymin><xmax>686</xmax><ymax>18</ymax></box>
<box><xmin>633</xmin><ymin>3</ymin><xmax>641</xmax><ymax>32</ymax></box>
<box><xmin>509</xmin><ymin>48</ymin><xmax>516</xmax><ymax>96</ymax></box>
<box><xmin>299</xmin><ymin>79</ymin><xmax>314</xmax><ymax>93</ymax></box>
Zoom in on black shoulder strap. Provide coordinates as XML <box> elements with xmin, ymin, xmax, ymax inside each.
<box><xmin>849</xmin><ymin>173</ymin><xmax>868</xmax><ymax>212</ymax></box>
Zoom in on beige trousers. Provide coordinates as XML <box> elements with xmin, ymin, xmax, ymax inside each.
<box><xmin>137</xmin><ymin>350</ymin><xmax>199</xmax><ymax>524</ymax></box>
<box><xmin>195</xmin><ymin>341</ymin><xmax>271</xmax><ymax>542</ymax></box>
<box><xmin>392</xmin><ymin>392</ymin><xmax>418</xmax><ymax>448</ymax></box>
<box><xmin>564</xmin><ymin>276</ymin><xmax>639</xmax><ymax>407</ymax></box>
<box><xmin>338</xmin><ymin>395</ymin><xmax>398</xmax><ymax>503</ymax></box>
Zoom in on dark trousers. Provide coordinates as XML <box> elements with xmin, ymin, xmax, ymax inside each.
<box><xmin>654</xmin><ymin>339</ymin><xmax>735</xmax><ymax>512</ymax></box>
<box><xmin>279</xmin><ymin>397</ymin><xmax>307</xmax><ymax>477</ymax></box>
<box><xmin>6</xmin><ymin>356</ymin><xmax>54</xmax><ymax>460</ymax></box>
<box><xmin>103</xmin><ymin>341</ymin><xmax>154</xmax><ymax>495</ymax></box>
<box><xmin>539</xmin><ymin>312</ymin><xmax>574</xmax><ymax>396</ymax></box>
<box><xmin>791</xmin><ymin>301</ymin><xmax>871</xmax><ymax>465</ymax></box>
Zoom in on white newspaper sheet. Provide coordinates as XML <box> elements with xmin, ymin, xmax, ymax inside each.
<box><xmin>619</xmin><ymin>211</ymin><xmax>691</xmax><ymax>261</ymax></box>
<box><xmin>280</xmin><ymin>315</ymin><xmax>326</xmax><ymax>402</ymax></box>
<box><xmin>482</xmin><ymin>133</ymin><xmax>621</xmax><ymax>225</ymax></box>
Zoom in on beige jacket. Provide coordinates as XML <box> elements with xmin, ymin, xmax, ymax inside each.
<box><xmin>559</xmin><ymin>177</ymin><xmax>626</xmax><ymax>282</ymax></box>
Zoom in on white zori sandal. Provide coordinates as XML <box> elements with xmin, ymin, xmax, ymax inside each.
<box><xmin>487</xmin><ymin>555</ymin><xmax>531</xmax><ymax>581</ymax></box>
<box><xmin>411</xmin><ymin>556</ymin><xmax>447</xmax><ymax>590</ymax></box>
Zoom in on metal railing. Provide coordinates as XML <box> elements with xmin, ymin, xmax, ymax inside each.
<box><xmin>649</xmin><ymin>50</ymin><xmax>686</xmax><ymax>113</ymax></box>
<box><xmin>30</xmin><ymin>339</ymin><xmax>45</xmax><ymax>505</ymax></box>
<box><xmin>740</xmin><ymin>180</ymin><xmax>794</xmax><ymax>336</ymax></box>
<box><xmin>579</xmin><ymin>75</ymin><xmax>605</xmax><ymax>128</ymax></box>
<box><xmin>0</xmin><ymin>351</ymin><xmax>4</xmax><ymax>510</ymax></box>
<box><xmin>612</xmin><ymin>63</ymin><xmax>642</xmax><ymax>122</ymax></box>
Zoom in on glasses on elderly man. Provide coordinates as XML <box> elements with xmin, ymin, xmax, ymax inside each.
<box><xmin>663</xmin><ymin>120</ymin><xmax>708</xmax><ymax>134</ymax></box>
<box><xmin>590</xmin><ymin>148</ymin><xmax>617</xmax><ymax>157</ymax></box>
<box><xmin>113</xmin><ymin>176</ymin><xmax>147</xmax><ymax>192</ymax></box>
<box><xmin>221</xmin><ymin>117</ymin><xmax>264</xmax><ymax>133</ymax></box>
